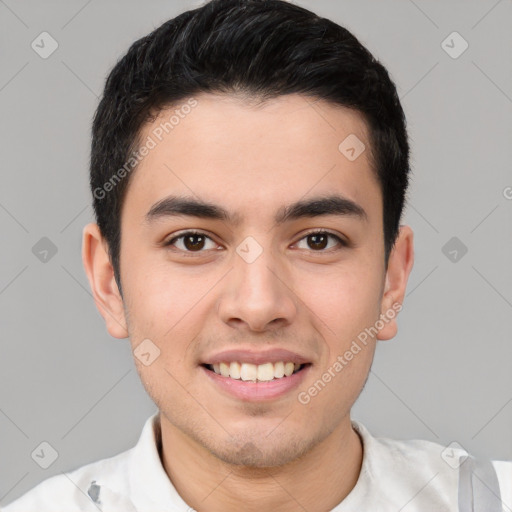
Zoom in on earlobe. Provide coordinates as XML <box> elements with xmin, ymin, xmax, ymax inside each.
<box><xmin>377</xmin><ymin>225</ymin><xmax>414</xmax><ymax>341</ymax></box>
<box><xmin>82</xmin><ymin>223</ymin><xmax>129</xmax><ymax>339</ymax></box>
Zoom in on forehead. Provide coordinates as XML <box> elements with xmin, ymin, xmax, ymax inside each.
<box><xmin>123</xmin><ymin>93</ymin><xmax>381</xmax><ymax>225</ymax></box>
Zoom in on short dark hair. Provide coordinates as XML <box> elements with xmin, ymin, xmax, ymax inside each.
<box><xmin>90</xmin><ymin>0</ymin><xmax>410</xmax><ymax>294</ymax></box>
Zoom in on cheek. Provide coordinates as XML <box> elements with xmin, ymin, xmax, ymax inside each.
<box><xmin>296</xmin><ymin>263</ymin><xmax>382</xmax><ymax>339</ymax></box>
<box><xmin>122</xmin><ymin>257</ymin><xmax>221</xmax><ymax>373</ymax></box>
<box><xmin>123</xmin><ymin>263</ymin><xmax>206</xmax><ymax>401</ymax></box>
<box><xmin>293</xmin><ymin>261</ymin><xmax>382</xmax><ymax>407</ymax></box>
<box><xmin>296</xmin><ymin>269</ymin><xmax>379</xmax><ymax>419</ymax></box>
<box><xmin>123</xmin><ymin>254</ymin><xmax>204</xmax><ymax>329</ymax></box>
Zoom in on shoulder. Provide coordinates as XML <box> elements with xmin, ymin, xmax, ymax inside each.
<box><xmin>352</xmin><ymin>420</ymin><xmax>468</xmax><ymax>475</ymax></box>
<box><xmin>2</xmin><ymin>447</ymin><xmax>136</xmax><ymax>512</ymax></box>
<box><xmin>350</xmin><ymin>420</ymin><xmax>512</xmax><ymax>510</ymax></box>
<box><xmin>491</xmin><ymin>459</ymin><xmax>512</xmax><ymax>506</ymax></box>
<box><xmin>0</xmin><ymin>411</ymin><xmax>164</xmax><ymax>512</ymax></box>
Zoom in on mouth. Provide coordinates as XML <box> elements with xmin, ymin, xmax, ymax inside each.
<box><xmin>202</xmin><ymin>361</ymin><xmax>311</xmax><ymax>382</ymax></box>
<box><xmin>200</xmin><ymin>348</ymin><xmax>313</xmax><ymax>401</ymax></box>
<box><xmin>201</xmin><ymin>360</ymin><xmax>312</xmax><ymax>401</ymax></box>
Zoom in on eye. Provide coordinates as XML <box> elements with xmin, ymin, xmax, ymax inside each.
<box><xmin>163</xmin><ymin>229</ymin><xmax>347</xmax><ymax>254</ymax></box>
<box><xmin>294</xmin><ymin>230</ymin><xmax>346</xmax><ymax>251</ymax></box>
<box><xmin>164</xmin><ymin>230</ymin><xmax>219</xmax><ymax>253</ymax></box>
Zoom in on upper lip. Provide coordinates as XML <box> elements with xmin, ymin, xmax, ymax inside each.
<box><xmin>202</xmin><ymin>348</ymin><xmax>311</xmax><ymax>366</ymax></box>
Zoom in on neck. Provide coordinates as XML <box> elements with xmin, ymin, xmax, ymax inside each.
<box><xmin>158</xmin><ymin>415</ymin><xmax>363</xmax><ymax>512</ymax></box>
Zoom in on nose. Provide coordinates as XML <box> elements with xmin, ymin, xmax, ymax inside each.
<box><xmin>217</xmin><ymin>243</ymin><xmax>298</xmax><ymax>333</ymax></box>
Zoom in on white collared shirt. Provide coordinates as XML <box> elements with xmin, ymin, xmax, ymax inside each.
<box><xmin>3</xmin><ymin>412</ymin><xmax>511</xmax><ymax>511</ymax></box>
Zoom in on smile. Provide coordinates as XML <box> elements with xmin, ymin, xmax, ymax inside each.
<box><xmin>204</xmin><ymin>361</ymin><xmax>308</xmax><ymax>382</ymax></box>
<box><xmin>201</xmin><ymin>361</ymin><xmax>312</xmax><ymax>401</ymax></box>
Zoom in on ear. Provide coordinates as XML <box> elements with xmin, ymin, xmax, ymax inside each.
<box><xmin>377</xmin><ymin>225</ymin><xmax>414</xmax><ymax>341</ymax></box>
<box><xmin>82</xmin><ymin>223</ymin><xmax>129</xmax><ymax>339</ymax></box>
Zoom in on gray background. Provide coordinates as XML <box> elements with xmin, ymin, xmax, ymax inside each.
<box><xmin>1</xmin><ymin>0</ymin><xmax>511</xmax><ymax>505</ymax></box>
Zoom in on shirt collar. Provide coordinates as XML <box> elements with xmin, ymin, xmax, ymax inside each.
<box><xmin>125</xmin><ymin>413</ymin><xmax>377</xmax><ymax>511</ymax></box>
<box><xmin>128</xmin><ymin>411</ymin><xmax>192</xmax><ymax>512</ymax></box>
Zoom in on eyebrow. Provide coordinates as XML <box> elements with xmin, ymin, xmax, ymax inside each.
<box><xmin>144</xmin><ymin>194</ymin><xmax>368</xmax><ymax>226</ymax></box>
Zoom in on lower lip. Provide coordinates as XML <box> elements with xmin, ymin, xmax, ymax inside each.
<box><xmin>201</xmin><ymin>365</ymin><xmax>311</xmax><ymax>402</ymax></box>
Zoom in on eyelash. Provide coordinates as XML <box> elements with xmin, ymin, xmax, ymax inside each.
<box><xmin>163</xmin><ymin>229</ymin><xmax>347</xmax><ymax>255</ymax></box>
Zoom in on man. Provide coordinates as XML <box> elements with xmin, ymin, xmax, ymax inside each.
<box><xmin>3</xmin><ymin>0</ymin><xmax>511</xmax><ymax>510</ymax></box>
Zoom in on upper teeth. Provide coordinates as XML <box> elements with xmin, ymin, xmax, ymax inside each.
<box><xmin>211</xmin><ymin>361</ymin><xmax>302</xmax><ymax>381</ymax></box>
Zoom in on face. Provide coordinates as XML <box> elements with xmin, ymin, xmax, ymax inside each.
<box><xmin>83</xmin><ymin>93</ymin><xmax>413</xmax><ymax>468</ymax></box>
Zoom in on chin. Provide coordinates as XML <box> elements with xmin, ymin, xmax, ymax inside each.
<box><xmin>205</xmin><ymin>433</ymin><xmax>312</xmax><ymax>468</ymax></box>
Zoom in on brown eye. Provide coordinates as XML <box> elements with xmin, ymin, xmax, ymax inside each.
<box><xmin>308</xmin><ymin>233</ymin><xmax>328</xmax><ymax>250</ymax></box>
<box><xmin>295</xmin><ymin>231</ymin><xmax>345</xmax><ymax>251</ymax></box>
<box><xmin>165</xmin><ymin>231</ymin><xmax>217</xmax><ymax>252</ymax></box>
<box><xmin>183</xmin><ymin>234</ymin><xmax>206</xmax><ymax>251</ymax></box>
